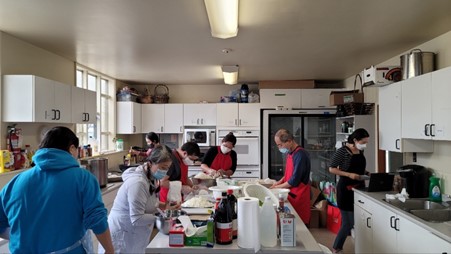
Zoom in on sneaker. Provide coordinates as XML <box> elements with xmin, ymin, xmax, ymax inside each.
<box><xmin>333</xmin><ymin>248</ymin><xmax>343</xmax><ymax>254</ymax></box>
<box><xmin>351</xmin><ymin>228</ymin><xmax>355</xmax><ymax>239</ymax></box>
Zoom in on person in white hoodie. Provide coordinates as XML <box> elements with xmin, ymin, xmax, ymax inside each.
<box><xmin>100</xmin><ymin>145</ymin><xmax>173</xmax><ymax>253</ymax></box>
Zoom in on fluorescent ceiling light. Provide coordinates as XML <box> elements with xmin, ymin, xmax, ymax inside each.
<box><xmin>204</xmin><ymin>0</ymin><xmax>239</xmax><ymax>39</ymax></box>
<box><xmin>222</xmin><ymin>65</ymin><xmax>239</xmax><ymax>85</ymax></box>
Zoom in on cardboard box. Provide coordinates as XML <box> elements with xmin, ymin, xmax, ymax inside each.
<box><xmin>327</xmin><ymin>205</ymin><xmax>342</xmax><ymax>234</ymax></box>
<box><xmin>169</xmin><ymin>224</ymin><xmax>185</xmax><ymax>247</ymax></box>
<box><xmin>309</xmin><ymin>208</ymin><xmax>320</xmax><ymax>228</ymax></box>
<box><xmin>329</xmin><ymin>90</ymin><xmax>364</xmax><ymax>106</ymax></box>
<box><xmin>310</xmin><ymin>186</ymin><xmax>322</xmax><ymax>207</ymax></box>
<box><xmin>259</xmin><ymin>80</ymin><xmax>315</xmax><ymax>89</ymax></box>
<box><xmin>314</xmin><ymin>200</ymin><xmax>328</xmax><ymax>228</ymax></box>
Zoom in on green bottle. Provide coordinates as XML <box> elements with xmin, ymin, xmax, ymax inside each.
<box><xmin>429</xmin><ymin>176</ymin><xmax>442</xmax><ymax>202</ymax></box>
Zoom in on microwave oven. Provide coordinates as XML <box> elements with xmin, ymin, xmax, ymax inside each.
<box><xmin>184</xmin><ymin>128</ymin><xmax>216</xmax><ymax>147</ymax></box>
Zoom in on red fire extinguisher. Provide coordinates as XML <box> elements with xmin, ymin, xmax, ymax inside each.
<box><xmin>7</xmin><ymin>126</ymin><xmax>20</xmax><ymax>152</ymax></box>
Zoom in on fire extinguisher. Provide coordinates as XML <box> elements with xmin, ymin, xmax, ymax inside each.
<box><xmin>7</xmin><ymin>125</ymin><xmax>20</xmax><ymax>152</ymax></box>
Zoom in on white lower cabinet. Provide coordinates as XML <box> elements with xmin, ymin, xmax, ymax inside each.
<box><xmin>373</xmin><ymin>207</ymin><xmax>451</xmax><ymax>254</ymax></box>
<box><xmin>354</xmin><ymin>193</ymin><xmax>374</xmax><ymax>253</ymax></box>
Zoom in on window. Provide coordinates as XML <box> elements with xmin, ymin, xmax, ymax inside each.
<box><xmin>76</xmin><ymin>67</ymin><xmax>116</xmax><ymax>153</ymax></box>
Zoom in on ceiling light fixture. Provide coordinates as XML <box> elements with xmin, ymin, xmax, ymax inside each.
<box><xmin>222</xmin><ymin>65</ymin><xmax>239</xmax><ymax>85</ymax></box>
<box><xmin>204</xmin><ymin>0</ymin><xmax>239</xmax><ymax>39</ymax></box>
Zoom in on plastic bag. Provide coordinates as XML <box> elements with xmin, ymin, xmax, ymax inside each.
<box><xmin>167</xmin><ymin>181</ymin><xmax>182</xmax><ymax>205</ymax></box>
<box><xmin>248</xmin><ymin>92</ymin><xmax>260</xmax><ymax>103</ymax></box>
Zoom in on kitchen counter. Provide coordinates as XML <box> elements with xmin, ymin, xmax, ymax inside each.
<box><xmin>353</xmin><ymin>189</ymin><xmax>451</xmax><ymax>243</ymax></box>
<box><xmin>146</xmin><ymin>202</ymin><xmax>323</xmax><ymax>254</ymax></box>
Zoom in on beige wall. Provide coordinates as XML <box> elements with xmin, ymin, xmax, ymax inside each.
<box><xmin>343</xmin><ymin>30</ymin><xmax>451</xmax><ymax>194</ymax></box>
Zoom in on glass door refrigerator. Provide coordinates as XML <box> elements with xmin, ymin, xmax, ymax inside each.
<box><xmin>262</xmin><ymin>109</ymin><xmax>337</xmax><ymax>184</ymax></box>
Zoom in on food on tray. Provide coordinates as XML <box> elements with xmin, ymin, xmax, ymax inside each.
<box><xmin>181</xmin><ymin>196</ymin><xmax>214</xmax><ymax>208</ymax></box>
<box><xmin>193</xmin><ymin>172</ymin><xmax>214</xmax><ymax>179</ymax></box>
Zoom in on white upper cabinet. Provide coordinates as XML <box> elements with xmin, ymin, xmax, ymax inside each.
<box><xmin>216</xmin><ymin>103</ymin><xmax>260</xmax><ymax>127</ymax></box>
<box><xmin>301</xmin><ymin>89</ymin><xmax>335</xmax><ymax>108</ymax></box>
<box><xmin>260</xmin><ymin>89</ymin><xmax>301</xmax><ymax>109</ymax></box>
<box><xmin>402</xmin><ymin>66</ymin><xmax>451</xmax><ymax>141</ymax></box>
<box><xmin>164</xmin><ymin>104</ymin><xmax>184</xmax><ymax>133</ymax></box>
<box><xmin>141</xmin><ymin>104</ymin><xmax>183</xmax><ymax>133</ymax></box>
<box><xmin>117</xmin><ymin>101</ymin><xmax>142</xmax><ymax>134</ymax></box>
<box><xmin>3</xmin><ymin>75</ymin><xmax>71</xmax><ymax>123</ymax></box>
<box><xmin>71</xmin><ymin>86</ymin><xmax>97</xmax><ymax>124</ymax></box>
<box><xmin>402</xmin><ymin>73</ymin><xmax>432</xmax><ymax>139</ymax></box>
<box><xmin>431</xmin><ymin>66</ymin><xmax>451</xmax><ymax>140</ymax></box>
<box><xmin>142</xmin><ymin>104</ymin><xmax>164</xmax><ymax>133</ymax></box>
<box><xmin>379</xmin><ymin>81</ymin><xmax>433</xmax><ymax>152</ymax></box>
<box><xmin>183</xmin><ymin>104</ymin><xmax>216</xmax><ymax>126</ymax></box>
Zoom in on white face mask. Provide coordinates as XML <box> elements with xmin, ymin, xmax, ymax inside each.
<box><xmin>220</xmin><ymin>144</ymin><xmax>231</xmax><ymax>154</ymax></box>
<box><xmin>183</xmin><ymin>156</ymin><xmax>194</xmax><ymax>165</ymax></box>
<box><xmin>355</xmin><ymin>143</ymin><xmax>367</xmax><ymax>150</ymax></box>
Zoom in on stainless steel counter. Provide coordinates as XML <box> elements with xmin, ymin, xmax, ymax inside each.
<box><xmin>353</xmin><ymin>189</ymin><xmax>451</xmax><ymax>243</ymax></box>
<box><xmin>146</xmin><ymin>203</ymin><xmax>323</xmax><ymax>254</ymax></box>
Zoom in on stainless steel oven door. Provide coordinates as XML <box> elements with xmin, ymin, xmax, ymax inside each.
<box><xmin>218</xmin><ymin>136</ymin><xmax>259</xmax><ymax>165</ymax></box>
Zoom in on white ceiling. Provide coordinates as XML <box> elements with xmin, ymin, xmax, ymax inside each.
<box><xmin>1</xmin><ymin>0</ymin><xmax>451</xmax><ymax>86</ymax></box>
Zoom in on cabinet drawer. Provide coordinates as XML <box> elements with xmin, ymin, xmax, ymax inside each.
<box><xmin>354</xmin><ymin>192</ymin><xmax>373</xmax><ymax>212</ymax></box>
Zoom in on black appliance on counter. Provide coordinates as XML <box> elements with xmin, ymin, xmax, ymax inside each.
<box><xmin>397</xmin><ymin>164</ymin><xmax>431</xmax><ymax>198</ymax></box>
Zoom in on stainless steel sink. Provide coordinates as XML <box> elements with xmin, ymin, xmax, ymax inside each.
<box><xmin>383</xmin><ymin>198</ymin><xmax>451</xmax><ymax>222</ymax></box>
<box><xmin>383</xmin><ymin>199</ymin><xmax>446</xmax><ymax>211</ymax></box>
<box><xmin>410</xmin><ymin>209</ymin><xmax>451</xmax><ymax>222</ymax></box>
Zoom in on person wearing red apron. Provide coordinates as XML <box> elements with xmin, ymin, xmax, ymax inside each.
<box><xmin>201</xmin><ymin>132</ymin><xmax>237</xmax><ymax>178</ymax></box>
<box><xmin>159</xmin><ymin>142</ymin><xmax>200</xmax><ymax>203</ymax></box>
<box><xmin>272</xmin><ymin>129</ymin><xmax>311</xmax><ymax>224</ymax></box>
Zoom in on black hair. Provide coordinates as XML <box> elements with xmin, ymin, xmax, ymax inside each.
<box><xmin>222</xmin><ymin>132</ymin><xmax>237</xmax><ymax>146</ymax></box>
<box><xmin>347</xmin><ymin>128</ymin><xmax>370</xmax><ymax>144</ymax></box>
<box><xmin>39</xmin><ymin>126</ymin><xmax>79</xmax><ymax>152</ymax></box>
<box><xmin>145</xmin><ymin>132</ymin><xmax>159</xmax><ymax>143</ymax></box>
<box><xmin>181</xmin><ymin>141</ymin><xmax>200</xmax><ymax>156</ymax></box>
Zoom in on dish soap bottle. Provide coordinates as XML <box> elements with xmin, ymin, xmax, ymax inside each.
<box><xmin>429</xmin><ymin>176</ymin><xmax>442</xmax><ymax>202</ymax></box>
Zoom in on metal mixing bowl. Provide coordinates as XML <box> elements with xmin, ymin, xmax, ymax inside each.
<box><xmin>155</xmin><ymin>210</ymin><xmax>187</xmax><ymax>235</ymax></box>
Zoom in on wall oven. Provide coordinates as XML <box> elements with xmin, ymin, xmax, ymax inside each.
<box><xmin>217</xmin><ymin>129</ymin><xmax>260</xmax><ymax>179</ymax></box>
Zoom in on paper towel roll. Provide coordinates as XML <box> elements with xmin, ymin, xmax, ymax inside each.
<box><xmin>237</xmin><ymin>197</ymin><xmax>260</xmax><ymax>252</ymax></box>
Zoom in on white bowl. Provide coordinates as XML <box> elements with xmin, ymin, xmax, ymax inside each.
<box><xmin>209</xmin><ymin>185</ymin><xmax>242</xmax><ymax>199</ymax></box>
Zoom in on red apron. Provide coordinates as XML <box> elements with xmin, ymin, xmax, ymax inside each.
<box><xmin>159</xmin><ymin>150</ymin><xmax>188</xmax><ymax>203</ymax></box>
<box><xmin>210</xmin><ymin>146</ymin><xmax>232</xmax><ymax>171</ymax></box>
<box><xmin>285</xmin><ymin>146</ymin><xmax>311</xmax><ymax>224</ymax></box>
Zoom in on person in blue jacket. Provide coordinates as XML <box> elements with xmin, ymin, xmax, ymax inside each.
<box><xmin>0</xmin><ymin>126</ymin><xmax>114</xmax><ymax>254</ymax></box>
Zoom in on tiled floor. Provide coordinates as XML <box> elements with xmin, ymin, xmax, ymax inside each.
<box><xmin>310</xmin><ymin>228</ymin><xmax>354</xmax><ymax>254</ymax></box>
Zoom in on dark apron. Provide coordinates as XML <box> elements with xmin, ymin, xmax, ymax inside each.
<box><xmin>337</xmin><ymin>149</ymin><xmax>366</xmax><ymax>211</ymax></box>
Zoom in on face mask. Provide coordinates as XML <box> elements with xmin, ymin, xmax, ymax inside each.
<box><xmin>183</xmin><ymin>156</ymin><xmax>194</xmax><ymax>165</ymax></box>
<box><xmin>148</xmin><ymin>143</ymin><xmax>155</xmax><ymax>149</ymax></box>
<box><xmin>220</xmin><ymin>144</ymin><xmax>231</xmax><ymax>154</ymax></box>
<box><xmin>152</xmin><ymin>169</ymin><xmax>167</xmax><ymax>180</ymax></box>
<box><xmin>279</xmin><ymin>147</ymin><xmax>289</xmax><ymax>154</ymax></box>
<box><xmin>356</xmin><ymin>143</ymin><xmax>367</xmax><ymax>150</ymax></box>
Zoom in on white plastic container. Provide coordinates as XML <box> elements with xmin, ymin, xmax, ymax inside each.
<box><xmin>260</xmin><ymin>196</ymin><xmax>277</xmax><ymax>247</ymax></box>
<box><xmin>116</xmin><ymin>138</ymin><xmax>124</xmax><ymax>151</ymax></box>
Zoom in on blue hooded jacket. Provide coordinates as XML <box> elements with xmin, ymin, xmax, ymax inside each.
<box><xmin>0</xmin><ymin>148</ymin><xmax>108</xmax><ymax>254</ymax></box>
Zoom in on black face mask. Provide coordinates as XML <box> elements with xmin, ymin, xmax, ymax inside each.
<box><xmin>149</xmin><ymin>143</ymin><xmax>155</xmax><ymax>149</ymax></box>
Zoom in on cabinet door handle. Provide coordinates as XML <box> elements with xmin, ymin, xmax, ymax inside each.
<box><xmin>51</xmin><ymin>109</ymin><xmax>56</xmax><ymax>120</ymax></box>
<box><xmin>395</xmin><ymin>139</ymin><xmax>400</xmax><ymax>150</ymax></box>
<box><xmin>239</xmin><ymin>119</ymin><xmax>242</xmax><ymax>125</ymax></box>
<box><xmin>430</xmin><ymin>124</ymin><xmax>435</xmax><ymax>137</ymax></box>
<box><xmin>201</xmin><ymin>118</ymin><xmax>204</xmax><ymax>124</ymax></box>
<box><xmin>395</xmin><ymin>218</ymin><xmax>400</xmax><ymax>231</ymax></box>
<box><xmin>358</xmin><ymin>200</ymin><xmax>365</xmax><ymax>204</ymax></box>
<box><xmin>235</xmin><ymin>119</ymin><xmax>238</xmax><ymax>125</ymax></box>
<box><xmin>161</xmin><ymin>126</ymin><xmax>163</xmax><ymax>132</ymax></box>
<box><xmin>390</xmin><ymin>216</ymin><xmax>396</xmax><ymax>229</ymax></box>
<box><xmin>197</xmin><ymin>118</ymin><xmax>200</xmax><ymax>125</ymax></box>
<box><xmin>425</xmin><ymin>124</ymin><xmax>430</xmax><ymax>136</ymax></box>
<box><xmin>82</xmin><ymin>113</ymin><xmax>87</xmax><ymax>122</ymax></box>
<box><xmin>366</xmin><ymin>217</ymin><xmax>371</xmax><ymax>228</ymax></box>
<box><xmin>86</xmin><ymin>113</ymin><xmax>90</xmax><ymax>122</ymax></box>
<box><xmin>57</xmin><ymin>110</ymin><xmax>61</xmax><ymax>120</ymax></box>
<box><xmin>133</xmin><ymin>126</ymin><xmax>136</xmax><ymax>133</ymax></box>
<box><xmin>180</xmin><ymin>126</ymin><xmax>183</xmax><ymax>132</ymax></box>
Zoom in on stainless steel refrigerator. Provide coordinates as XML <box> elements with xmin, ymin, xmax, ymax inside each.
<box><xmin>261</xmin><ymin>109</ymin><xmax>337</xmax><ymax>183</ymax></box>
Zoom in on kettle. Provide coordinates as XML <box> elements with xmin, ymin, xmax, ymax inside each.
<box><xmin>397</xmin><ymin>164</ymin><xmax>431</xmax><ymax>198</ymax></box>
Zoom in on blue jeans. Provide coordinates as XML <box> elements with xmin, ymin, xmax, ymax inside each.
<box><xmin>332</xmin><ymin>209</ymin><xmax>354</xmax><ymax>250</ymax></box>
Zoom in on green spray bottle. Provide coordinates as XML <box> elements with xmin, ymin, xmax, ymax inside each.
<box><xmin>429</xmin><ymin>176</ymin><xmax>442</xmax><ymax>202</ymax></box>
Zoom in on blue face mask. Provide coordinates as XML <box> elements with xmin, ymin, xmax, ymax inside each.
<box><xmin>279</xmin><ymin>148</ymin><xmax>289</xmax><ymax>154</ymax></box>
<box><xmin>152</xmin><ymin>169</ymin><xmax>167</xmax><ymax>180</ymax></box>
